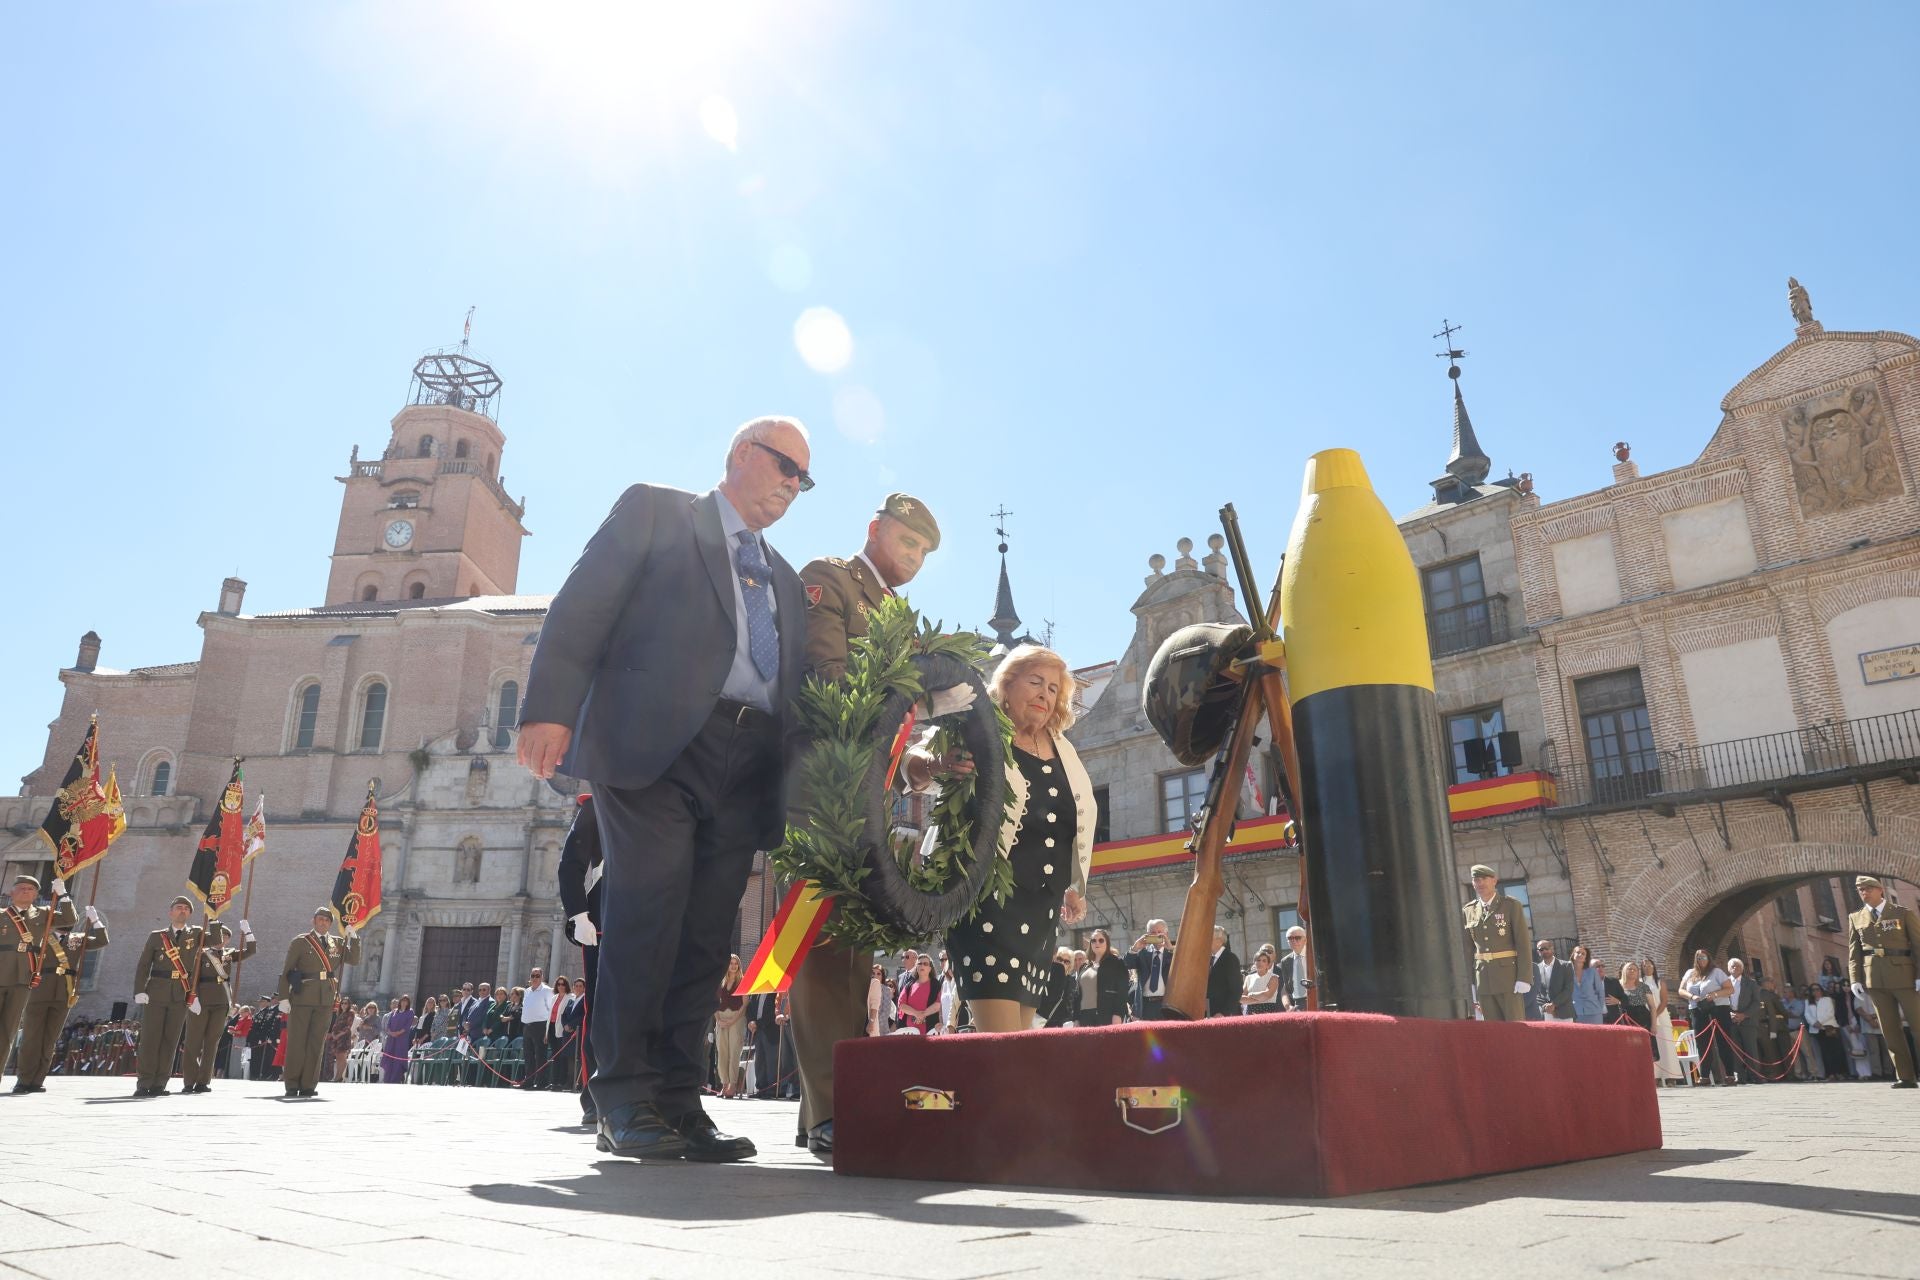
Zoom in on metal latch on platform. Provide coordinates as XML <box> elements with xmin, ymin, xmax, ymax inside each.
<box><xmin>1115</xmin><ymin>1085</ymin><xmax>1186</xmax><ymax>1136</ymax></box>
<box><xmin>902</xmin><ymin>1086</ymin><xmax>958</xmax><ymax>1112</ymax></box>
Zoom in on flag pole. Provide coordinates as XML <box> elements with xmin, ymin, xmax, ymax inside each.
<box><xmin>61</xmin><ymin>861</ymin><xmax>108</xmax><ymax>1010</ymax></box>
<box><xmin>230</xmin><ymin>850</ymin><xmax>258</xmax><ymax>997</ymax></box>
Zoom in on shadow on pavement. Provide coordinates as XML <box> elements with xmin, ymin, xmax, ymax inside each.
<box><xmin>470</xmin><ymin>1162</ymin><xmax>1085</xmax><ymax>1231</ymax></box>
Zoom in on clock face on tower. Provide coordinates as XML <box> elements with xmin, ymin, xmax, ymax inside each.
<box><xmin>384</xmin><ymin>519</ymin><xmax>415</xmax><ymax>549</ymax></box>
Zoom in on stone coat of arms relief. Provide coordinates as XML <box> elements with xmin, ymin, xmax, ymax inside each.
<box><xmin>1782</xmin><ymin>383</ymin><xmax>1903</xmax><ymax>516</ymax></box>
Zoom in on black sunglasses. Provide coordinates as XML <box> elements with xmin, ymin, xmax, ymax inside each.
<box><xmin>752</xmin><ymin>440</ymin><xmax>815</xmax><ymax>492</ymax></box>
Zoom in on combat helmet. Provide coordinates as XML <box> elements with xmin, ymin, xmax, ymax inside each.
<box><xmin>1142</xmin><ymin>621</ymin><xmax>1255</xmax><ymax>766</ymax></box>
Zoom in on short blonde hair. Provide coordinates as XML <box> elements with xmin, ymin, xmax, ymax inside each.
<box><xmin>989</xmin><ymin>644</ymin><xmax>1076</xmax><ymax>734</ymax></box>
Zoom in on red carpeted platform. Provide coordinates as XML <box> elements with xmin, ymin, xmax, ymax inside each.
<box><xmin>834</xmin><ymin>1012</ymin><xmax>1661</xmax><ymax>1197</ymax></box>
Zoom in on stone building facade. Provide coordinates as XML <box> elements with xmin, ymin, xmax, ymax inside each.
<box><xmin>3</xmin><ymin>352</ymin><xmax>630</xmax><ymax>1020</ymax></box>
<box><xmin>1068</xmin><ymin>285</ymin><xmax>1920</xmax><ymax>992</ymax></box>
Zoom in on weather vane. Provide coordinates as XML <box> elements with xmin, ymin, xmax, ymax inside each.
<box><xmin>1433</xmin><ymin>318</ymin><xmax>1468</xmax><ymax>381</ymax></box>
<box><xmin>990</xmin><ymin>504</ymin><xmax>1014</xmax><ymax>554</ymax></box>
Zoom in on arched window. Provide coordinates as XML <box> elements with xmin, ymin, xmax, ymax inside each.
<box><xmin>417</xmin><ymin>435</ymin><xmax>435</xmax><ymax>458</ymax></box>
<box><xmin>359</xmin><ymin>682</ymin><xmax>388</xmax><ymax>751</ymax></box>
<box><xmin>409</xmin><ymin>582</ymin><xmax>426</xmax><ymax>599</ymax></box>
<box><xmin>294</xmin><ymin>683</ymin><xmax>322</xmax><ymax>750</ymax></box>
<box><xmin>150</xmin><ymin>760</ymin><xmax>171</xmax><ymax>797</ymax></box>
<box><xmin>492</xmin><ymin>681</ymin><xmax>520</xmax><ymax>749</ymax></box>
<box><xmin>361</xmin><ymin>585</ymin><xmax>378</xmax><ymax>601</ymax></box>
<box><xmin>454</xmin><ymin>439</ymin><xmax>470</xmax><ymax>460</ymax></box>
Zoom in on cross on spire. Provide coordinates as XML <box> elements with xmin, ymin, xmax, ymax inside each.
<box><xmin>1433</xmin><ymin>318</ymin><xmax>1468</xmax><ymax>381</ymax></box>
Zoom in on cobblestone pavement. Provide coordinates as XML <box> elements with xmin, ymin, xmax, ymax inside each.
<box><xmin>1</xmin><ymin>1078</ymin><xmax>1916</xmax><ymax>1279</ymax></box>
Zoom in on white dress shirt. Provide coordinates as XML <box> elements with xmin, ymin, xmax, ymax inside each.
<box><xmin>520</xmin><ymin>981</ymin><xmax>557</xmax><ymax>1025</ymax></box>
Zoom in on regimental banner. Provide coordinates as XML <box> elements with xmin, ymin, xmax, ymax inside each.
<box><xmin>244</xmin><ymin>794</ymin><xmax>266</xmax><ymax>864</ymax></box>
<box><xmin>331</xmin><ymin>782</ymin><xmax>383</xmax><ymax>930</ymax></box>
<box><xmin>187</xmin><ymin>760</ymin><xmax>247</xmax><ymax>915</ymax></box>
<box><xmin>35</xmin><ymin>717</ymin><xmax>126</xmax><ymax>880</ymax></box>
<box><xmin>1446</xmin><ymin>770</ymin><xmax>1559</xmax><ymax>822</ymax></box>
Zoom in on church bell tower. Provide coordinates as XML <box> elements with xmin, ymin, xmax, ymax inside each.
<box><xmin>325</xmin><ymin>348</ymin><xmax>529</xmax><ymax>606</ymax></box>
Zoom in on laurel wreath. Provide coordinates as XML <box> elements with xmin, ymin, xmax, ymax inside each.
<box><xmin>768</xmin><ymin>597</ymin><xmax>1015</xmax><ymax>954</ymax></box>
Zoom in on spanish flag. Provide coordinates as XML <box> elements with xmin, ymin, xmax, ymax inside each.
<box><xmin>331</xmin><ymin>781</ymin><xmax>383</xmax><ymax>930</ymax></box>
<box><xmin>35</xmin><ymin>717</ymin><xmax>125</xmax><ymax>880</ymax></box>
<box><xmin>187</xmin><ymin>760</ymin><xmax>247</xmax><ymax>916</ymax></box>
<box><xmin>737</xmin><ymin>881</ymin><xmax>834</xmax><ymax>995</ymax></box>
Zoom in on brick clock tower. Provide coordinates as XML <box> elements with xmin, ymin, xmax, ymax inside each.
<box><xmin>326</xmin><ymin>350</ymin><xmax>529</xmax><ymax>606</ymax></box>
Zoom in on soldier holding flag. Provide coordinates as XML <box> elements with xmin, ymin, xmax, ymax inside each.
<box><xmin>132</xmin><ymin>896</ymin><xmax>204</xmax><ymax>1096</ymax></box>
<box><xmin>181</xmin><ymin>919</ymin><xmax>254</xmax><ymax>1093</ymax></box>
<box><xmin>274</xmin><ymin>782</ymin><xmax>377</xmax><ymax>1097</ymax></box>
<box><xmin>12</xmin><ymin>903</ymin><xmax>108</xmax><ymax>1094</ymax></box>
<box><xmin>3</xmin><ymin>875</ymin><xmax>79</xmax><ymax>1071</ymax></box>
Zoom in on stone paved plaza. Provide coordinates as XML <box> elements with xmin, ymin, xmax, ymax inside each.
<box><xmin>2</xmin><ymin>1079</ymin><xmax>1917</xmax><ymax>1279</ymax></box>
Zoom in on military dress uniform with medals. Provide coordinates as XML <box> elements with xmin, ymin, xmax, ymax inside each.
<box><xmin>789</xmin><ymin>493</ymin><xmax>941</xmax><ymax>1157</ymax></box>
<box><xmin>181</xmin><ymin>920</ymin><xmax>256</xmax><ymax>1093</ymax></box>
<box><xmin>2</xmin><ymin>878</ymin><xmax>78</xmax><ymax>1055</ymax></box>
<box><xmin>14</xmin><ymin>910</ymin><xmax>107</xmax><ymax>1092</ymax></box>
<box><xmin>1462</xmin><ymin>866</ymin><xmax>1533</xmax><ymax>1022</ymax></box>
<box><xmin>132</xmin><ymin>905</ymin><xmax>205</xmax><ymax>1095</ymax></box>
<box><xmin>1847</xmin><ymin>876</ymin><xmax>1920</xmax><ymax>1087</ymax></box>
<box><xmin>276</xmin><ymin>911</ymin><xmax>359</xmax><ymax>1097</ymax></box>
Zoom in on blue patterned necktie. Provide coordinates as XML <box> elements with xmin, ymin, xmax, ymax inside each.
<box><xmin>734</xmin><ymin>531</ymin><xmax>781</xmax><ymax>683</ymax></box>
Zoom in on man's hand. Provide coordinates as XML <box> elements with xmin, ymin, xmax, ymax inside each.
<box><xmin>1542</xmin><ymin>1001</ymin><xmax>1555</xmax><ymax>1015</ymax></box>
<box><xmin>517</xmin><ymin>722</ymin><xmax>573</xmax><ymax>780</ymax></box>
<box><xmin>916</xmin><ymin>684</ymin><xmax>978</xmax><ymax>720</ymax></box>
<box><xmin>1853</xmin><ymin>982</ymin><xmax>1869</xmax><ymax>1002</ymax></box>
<box><xmin>571</xmin><ymin>913</ymin><xmax>598</xmax><ymax>947</ymax></box>
<box><xmin>280</xmin><ymin>999</ymin><xmax>292</xmax><ymax>1014</ymax></box>
<box><xmin>85</xmin><ymin>905</ymin><xmax>101</xmax><ymax>925</ymax></box>
<box><xmin>134</xmin><ymin>993</ymin><xmax>149</xmax><ymax>1006</ymax></box>
<box><xmin>51</xmin><ymin>878</ymin><xmax>67</xmax><ymax>897</ymax></box>
<box><xmin>1513</xmin><ymin>981</ymin><xmax>1531</xmax><ymax>995</ymax></box>
<box><xmin>189</xmin><ymin>998</ymin><xmax>202</xmax><ymax>1016</ymax></box>
<box><xmin>1061</xmin><ymin>887</ymin><xmax>1087</xmax><ymax>926</ymax></box>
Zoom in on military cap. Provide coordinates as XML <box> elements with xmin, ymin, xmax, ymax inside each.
<box><xmin>313</xmin><ymin>905</ymin><xmax>338</xmax><ymax>921</ymax></box>
<box><xmin>170</xmin><ymin>894</ymin><xmax>193</xmax><ymax>909</ymax></box>
<box><xmin>204</xmin><ymin>919</ymin><xmax>231</xmax><ymax>938</ymax></box>
<box><xmin>1469</xmin><ymin>864</ymin><xmax>1497</xmax><ymax>879</ymax></box>
<box><xmin>12</xmin><ymin>874</ymin><xmax>40</xmax><ymax>890</ymax></box>
<box><xmin>877</xmin><ymin>492</ymin><xmax>940</xmax><ymax>550</ymax></box>
<box><xmin>1856</xmin><ymin>875</ymin><xmax>1882</xmax><ymax>891</ymax></box>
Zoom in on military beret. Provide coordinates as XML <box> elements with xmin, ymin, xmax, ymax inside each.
<box><xmin>13</xmin><ymin>874</ymin><xmax>40</xmax><ymax>890</ymax></box>
<box><xmin>877</xmin><ymin>492</ymin><xmax>940</xmax><ymax>550</ymax></box>
<box><xmin>1469</xmin><ymin>864</ymin><xmax>1497</xmax><ymax>879</ymax></box>
<box><xmin>1856</xmin><ymin>875</ymin><xmax>1882</xmax><ymax>891</ymax></box>
<box><xmin>170</xmin><ymin>895</ymin><xmax>193</xmax><ymax>909</ymax></box>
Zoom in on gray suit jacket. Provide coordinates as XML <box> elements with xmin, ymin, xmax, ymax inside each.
<box><xmin>521</xmin><ymin>485</ymin><xmax>806</xmax><ymax>830</ymax></box>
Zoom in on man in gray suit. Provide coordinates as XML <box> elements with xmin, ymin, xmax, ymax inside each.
<box><xmin>1532</xmin><ymin>938</ymin><xmax>1575</xmax><ymax>1021</ymax></box>
<box><xmin>520</xmin><ymin>416</ymin><xmax>811</xmax><ymax>1164</ymax></box>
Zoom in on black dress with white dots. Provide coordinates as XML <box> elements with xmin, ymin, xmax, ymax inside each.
<box><xmin>947</xmin><ymin>743</ymin><xmax>1075</xmax><ymax>1007</ymax></box>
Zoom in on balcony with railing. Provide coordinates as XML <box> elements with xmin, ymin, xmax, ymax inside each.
<box><xmin>1427</xmin><ymin>593</ymin><xmax>1512</xmax><ymax>658</ymax></box>
<box><xmin>1543</xmin><ymin>708</ymin><xmax>1920</xmax><ymax>813</ymax></box>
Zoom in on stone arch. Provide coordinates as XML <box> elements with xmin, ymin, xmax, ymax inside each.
<box><xmin>1599</xmin><ymin>815</ymin><xmax>1920</xmax><ymax>975</ymax></box>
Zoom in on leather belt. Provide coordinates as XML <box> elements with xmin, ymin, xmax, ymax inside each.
<box><xmin>713</xmin><ymin>697</ymin><xmax>779</xmax><ymax>733</ymax></box>
<box><xmin>1865</xmin><ymin>947</ymin><xmax>1914</xmax><ymax>957</ymax></box>
<box><xmin>1475</xmin><ymin>950</ymin><xmax>1518</xmax><ymax>961</ymax></box>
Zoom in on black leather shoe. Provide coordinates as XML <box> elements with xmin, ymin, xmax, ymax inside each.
<box><xmin>25</xmin><ymin>1085</ymin><xmax>45</xmax><ymax>1094</ymax></box>
<box><xmin>11</xmin><ymin>1083</ymin><xmax>31</xmax><ymax>1095</ymax></box>
<box><xmin>668</xmin><ymin>1110</ymin><xmax>755</xmax><ymax>1163</ymax></box>
<box><xmin>595</xmin><ymin>1102</ymin><xmax>689</xmax><ymax>1161</ymax></box>
<box><xmin>1894</xmin><ymin>1080</ymin><xmax>1918</xmax><ymax>1089</ymax></box>
<box><xmin>807</xmin><ymin>1118</ymin><xmax>834</xmax><ymax>1158</ymax></box>
<box><xmin>794</xmin><ymin>1131</ymin><xmax>807</xmax><ymax>1149</ymax></box>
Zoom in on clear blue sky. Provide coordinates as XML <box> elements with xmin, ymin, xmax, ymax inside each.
<box><xmin>6</xmin><ymin>3</ymin><xmax>1919</xmax><ymax>783</ymax></box>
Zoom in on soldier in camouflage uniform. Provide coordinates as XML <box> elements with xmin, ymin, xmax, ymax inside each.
<box><xmin>790</xmin><ymin>493</ymin><xmax>944</xmax><ymax>1158</ymax></box>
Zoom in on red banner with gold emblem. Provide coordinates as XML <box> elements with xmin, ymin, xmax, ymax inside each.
<box><xmin>331</xmin><ymin>782</ymin><xmax>383</xmax><ymax>930</ymax></box>
<box><xmin>35</xmin><ymin>717</ymin><xmax>125</xmax><ymax>880</ymax></box>
<box><xmin>187</xmin><ymin>759</ymin><xmax>248</xmax><ymax>915</ymax></box>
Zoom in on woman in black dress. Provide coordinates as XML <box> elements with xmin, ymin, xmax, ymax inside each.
<box><xmin>911</xmin><ymin>645</ymin><xmax>1099</xmax><ymax>1034</ymax></box>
